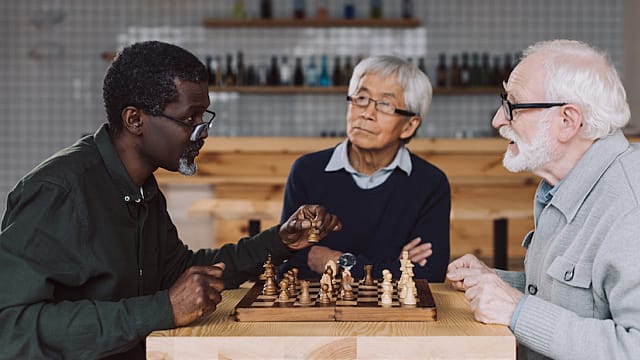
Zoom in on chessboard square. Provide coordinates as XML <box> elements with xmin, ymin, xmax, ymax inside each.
<box><xmin>358</xmin><ymin>290</ymin><xmax>378</xmax><ymax>296</ymax></box>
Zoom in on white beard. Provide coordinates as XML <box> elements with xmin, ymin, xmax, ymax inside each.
<box><xmin>500</xmin><ymin>120</ymin><xmax>556</xmax><ymax>173</ymax></box>
<box><xmin>178</xmin><ymin>153</ymin><xmax>197</xmax><ymax>176</ymax></box>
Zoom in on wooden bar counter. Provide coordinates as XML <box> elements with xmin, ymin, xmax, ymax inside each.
<box><xmin>146</xmin><ymin>283</ymin><xmax>515</xmax><ymax>359</ymax></box>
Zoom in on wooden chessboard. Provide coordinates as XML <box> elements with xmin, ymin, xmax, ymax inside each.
<box><xmin>234</xmin><ymin>279</ymin><xmax>437</xmax><ymax>322</ymax></box>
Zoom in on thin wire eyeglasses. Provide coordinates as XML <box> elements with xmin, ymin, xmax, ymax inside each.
<box><xmin>346</xmin><ymin>95</ymin><xmax>416</xmax><ymax>117</ymax></box>
<box><xmin>500</xmin><ymin>93</ymin><xmax>567</xmax><ymax>121</ymax></box>
<box><xmin>156</xmin><ymin>110</ymin><xmax>216</xmax><ymax>141</ymax></box>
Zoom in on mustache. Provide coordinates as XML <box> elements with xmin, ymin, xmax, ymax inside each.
<box><xmin>499</xmin><ymin>126</ymin><xmax>518</xmax><ymax>142</ymax></box>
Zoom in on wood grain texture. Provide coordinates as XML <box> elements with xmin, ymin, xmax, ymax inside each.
<box><xmin>146</xmin><ymin>283</ymin><xmax>515</xmax><ymax>359</ymax></box>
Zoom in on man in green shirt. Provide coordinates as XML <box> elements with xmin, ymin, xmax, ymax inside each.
<box><xmin>0</xmin><ymin>41</ymin><xmax>342</xmax><ymax>359</ymax></box>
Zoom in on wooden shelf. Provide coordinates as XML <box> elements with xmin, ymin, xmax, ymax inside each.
<box><xmin>202</xmin><ymin>18</ymin><xmax>422</xmax><ymax>28</ymax></box>
<box><xmin>207</xmin><ymin>85</ymin><xmax>503</xmax><ymax>96</ymax></box>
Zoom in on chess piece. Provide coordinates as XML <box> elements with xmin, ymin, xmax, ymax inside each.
<box><xmin>321</xmin><ymin>265</ymin><xmax>334</xmax><ymax>294</ymax></box>
<box><xmin>341</xmin><ymin>268</ymin><xmax>355</xmax><ymax>300</ymax></box>
<box><xmin>286</xmin><ymin>271</ymin><xmax>297</xmax><ymax>297</ymax></box>
<box><xmin>363</xmin><ymin>264</ymin><xmax>374</xmax><ymax>286</ymax></box>
<box><xmin>278</xmin><ymin>279</ymin><xmax>290</xmax><ymax>301</ymax></box>
<box><xmin>402</xmin><ymin>278</ymin><xmax>417</xmax><ymax>305</ymax></box>
<box><xmin>262</xmin><ymin>255</ymin><xmax>278</xmax><ymax>295</ymax></box>
<box><xmin>318</xmin><ymin>283</ymin><xmax>332</xmax><ymax>304</ymax></box>
<box><xmin>307</xmin><ymin>214</ymin><xmax>320</xmax><ymax>243</ymax></box>
<box><xmin>298</xmin><ymin>280</ymin><xmax>312</xmax><ymax>304</ymax></box>
<box><xmin>381</xmin><ymin>270</ymin><xmax>393</xmax><ymax>305</ymax></box>
<box><xmin>291</xmin><ymin>267</ymin><xmax>299</xmax><ymax>287</ymax></box>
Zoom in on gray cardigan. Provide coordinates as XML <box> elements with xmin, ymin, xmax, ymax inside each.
<box><xmin>497</xmin><ymin>131</ymin><xmax>640</xmax><ymax>360</ymax></box>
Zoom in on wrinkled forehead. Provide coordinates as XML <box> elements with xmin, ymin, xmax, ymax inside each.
<box><xmin>504</xmin><ymin>54</ymin><xmax>546</xmax><ymax>100</ymax></box>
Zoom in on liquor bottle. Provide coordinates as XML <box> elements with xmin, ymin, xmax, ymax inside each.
<box><xmin>436</xmin><ymin>53</ymin><xmax>447</xmax><ymax>87</ymax></box>
<box><xmin>332</xmin><ymin>56</ymin><xmax>344</xmax><ymax>86</ymax></box>
<box><xmin>236</xmin><ymin>51</ymin><xmax>246</xmax><ymax>86</ymax></box>
<box><xmin>293</xmin><ymin>0</ymin><xmax>305</xmax><ymax>19</ymax></box>
<box><xmin>233</xmin><ymin>0</ymin><xmax>245</xmax><ymax>19</ymax></box>
<box><xmin>268</xmin><ymin>56</ymin><xmax>280</xmax><ymax>86</ymax></box>
<box><xmin>503</xmin><ymin>53</ymin><xmax>513</xmax><ymax>84</ymax></box>
<box><xmin>316</xmin><ymin>0</ymin><xmax>328</xmax><ymax>19</ymax></box>
<box><xmin>344</xmin><ymin>1</ymin><xmax>355</xmax><ymax>19</ymax></box>
<box><xmin>448</xmin><ymin>55</ymin><xmax>460</xmax><ymax>87</ymax></box>
<box><xmin>224</xmin><ymin>53</ymin><xmax>235</xmax><ymax>86</ymax></box>
<box><xmin>280</xmin><ymin>55</ymin><xmax>292</xmax><ymax>86</ymax></box>
<box><xmin>260</xmin><ymin>0</ymin><xmax>272</xmax><ymax>19</ymax></box>
<box><xmin>293</xmin><ymin>57</ymin><xmax>305</xmax><ymax>86</ymax></box>
<box><xmin>343</xmin><ymin>55</ymin><xmax>354</xmax><ymax>81</ymax></box>
<box><xmin>417</xmin><ymin>57</ymin><xmax>427</xmax><ymax>77</ymax></box>
<box><xmin>319</xmin><ymin>54</ymin><xmax>330</xmax><ymax>87</ymax></box>
<box><xmin>306</xmin><ymin>56</ymin><xmax>318</xmax><ymax>86</ymax></box>
<box><xmin>470</xmin><ymin>53</ymin><xmax>481</xmax><ymax>86</ymax></box>
<box><xmin>401</xmin><ymin>0</ymin><xmax>413</xmax><ymax>19</ymax></box>
<box><xmin>460</xmin><ymin>53</ymin><xmax>471</xmax><ymax>87</ymax></box>
<box><xmin>490</xmin><ymin>55</ymin><xmax>502</xmax><ymax>86</ymax></box>
<box><xmin>205</xmin><ymin>56</ymin><xmax>216</xmax><ymax>86</ymax></box>
<box><xmin>370</xmin><ymin>0</ymin><xmax>382</xmax><ymax>19</ymax></box>
<box><xmin>480</xmin><ymin>52</ymin><xmax>490</xmax><ymax>86</ymax></box>
<box><xmin>246</xmin><ymin>64</ymin><xmax>257</xmax><ymax>86</ymax></box>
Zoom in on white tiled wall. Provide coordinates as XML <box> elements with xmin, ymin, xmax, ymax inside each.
<box><xmin>0</xmin><ymin>0</ymin><xmax>624</xmax><ymax>222</ymax></box>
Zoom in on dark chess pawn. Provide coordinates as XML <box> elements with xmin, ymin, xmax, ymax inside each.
<box><xmin>363</xmin><ymin>264</ymin><xmax>375</xmax><ymax>286</ymax></box>
<box><xmin>277</xmin><ymin>279</ymin><xmax>290</xmax><ymax>302</ymax></box>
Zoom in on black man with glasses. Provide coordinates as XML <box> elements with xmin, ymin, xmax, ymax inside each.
<box><xmin>0</xmin><ymin>41</ymin><xmax>342</xmax><ymax>359</ymax></box>
<box><xmin>278</xmin><ymin>55</ymin><xmax>451</xmax><ymax>282</ymax></box>
<box><xmin>447</xmin><ymin>39</ymin><xmax>640</xmax><ymax>360</ymax></box>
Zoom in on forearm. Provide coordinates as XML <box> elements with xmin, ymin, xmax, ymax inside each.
<box><xmin>0</xmin><ymin>292</ymin><xmax>174</xmax><ymax>359</ymax></box>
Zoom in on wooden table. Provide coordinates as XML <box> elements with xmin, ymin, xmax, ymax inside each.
<box><xmin>147</xmin><ymin>283</ymin><xmax>515</xmax><ymax>359</ymax></box>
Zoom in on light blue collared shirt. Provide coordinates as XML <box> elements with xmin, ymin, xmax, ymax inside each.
<box><xmin>325</xmin><ymin>139</ymin><xmax>412</xmax><ymax>189</ymax></box>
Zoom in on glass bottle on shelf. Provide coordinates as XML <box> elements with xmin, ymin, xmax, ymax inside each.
<box><xmin>236</xmin><ymin>51</ymin><xmax>245</xmax><ymax>86</ymax></box>
<box><xmin>306</xmin><ymin>55</ymin><xmax>318</xmax><ymax>86</ymax></box>
<box><xmin>293</xmin><ymin>57</ymin><xmax>305</xmax><ymax>86</ymax></box>
<box><xmin>470</xmin><ymin>52</ymin><xmax>481</xmax><ymax>86</ymax></box>
<box><xmin>449</xmin><ymin>55</ymin><xmax>461</xmax><ymax>87</ymax></box>
<box><xmin>370</xmin><ymin>0</ymin><xmax>382</xmax><ymax>19</ymax></box>
<box><xmin>343</xmin><ymin>55</ymin><xmax>354</xmax><ymax>81</ymax></box>
<box><xmin>401</xmin><ymin>0</ymin><xmax>413</xmax><ymax>19</ymax></box>
<box><xmin>344</xmin><ymin>1</ymin><xmax>355</xmax><ymax>19</ymax></box>
<box><xmin>503</xmin><ymin>53</ymin><xmax>513</xmax><ymax>84</ymax></box>
<box><xmin>224</xmin><ymin>53</ymin><xmax>235</xmax><ymax>86</ymax></box>
<box><xmin>293</xmin><ymin>0</ymin><xmax>305</xmax><ymax>19</ymax></box>
<box><xmin>205</xmin><ymin>56</ymin><xmax>216</xmax><ymax>86</ymax></box>
<box><xmin>480</xmin><ymin>52</ymin><xmax>490</xmax><ymax>86</ymax></box>
<box><xmin>260</xmin><ymin>0</ymin><xmax>272</xmax><ymax>19</ymax></box>
<box><xmin>233</xmin><ymin>0</ymin><xmax>245</xmax><ymax>19</ymax></box>
<box><xmin>280</xmin><ymin>55</ymin><xmax>292</xmax><ymax>86</ymax></box>
<box><xmin>268</xmin><ymin>56</ymin><xmax>280</xmax><ymax>86</ymax></box>
<box><xmin>436</xmin><ymin>53</ymin><xmax>447</xmax><ymax>87</ymax></box>
<box><xmin>460</xmin><ymin>53</ymin><xmax>470</xmax><ymax>87</ymax></box>
<box><xmin>417</xmin><ymin>57</ymin><xmax>427</xmax><ymax>77</ymax></box>
<box><xmin>490</xmin><ymin>55</ymin><xmax>502</xmax><ymax>86</ymax></box>
<box><xmin>319</xmin><ymin>54</ymin><xmax>330</xmax><ymax>86</ymax></box>
<box><xmin>246</xmin><ymin>64</ymin><xmax>257</xmax><ymax>86</ymax></box>
<box><xmin>316</xmin><ymin>0</ymin><xmax>329</xmax><ymax>19</ymax></box>
<box><xmin>332</xmin><ymin>56</ymin><xmax>344</xmax><ymax>86</ymax></box>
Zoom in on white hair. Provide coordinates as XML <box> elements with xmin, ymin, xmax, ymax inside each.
<box><xmin>522</xmin><ymin>39</ymin><xmax>630</xmax><ymax>140</ymax></box>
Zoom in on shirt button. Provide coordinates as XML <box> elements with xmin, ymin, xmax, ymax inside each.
<box><xmin>528</xmin><ymin>284</ymin><xmax>538</xmax><ymax>295</ymax></box>
<box><xmin>124</xmin><ymin>195</ymin><xmax>130</xmax><ymax>202</ymax></box>
<box><xmin>564</xmin><ymin>269</ymin><xmax>574</xmax><ymax>281</ymax></box>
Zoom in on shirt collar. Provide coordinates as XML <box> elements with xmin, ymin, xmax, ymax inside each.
<box><xmin>547</xmin><ymin>130</ymin><xmax>630</xmax><ymax>223</ymax></box>
<box><xmin>325</xmin><ymin>139</ymin><xmax>412</xmax><ymax>175</ymax></box>
<box><xmin>94</xmin><ymin>123</ymin><xmax>159</xmax><ymax>204</ymax></box>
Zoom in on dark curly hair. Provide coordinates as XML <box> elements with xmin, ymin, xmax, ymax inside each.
<box><xmin>103</xmin><ymin>41</ymin><xmax>208</xmax><ymax>136</ymax></box>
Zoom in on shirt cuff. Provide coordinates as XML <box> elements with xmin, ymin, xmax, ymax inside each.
<box><xmin>509</xmin><ymin>295</ymin><xmax>528</xmax><ymax>332</ymax></box>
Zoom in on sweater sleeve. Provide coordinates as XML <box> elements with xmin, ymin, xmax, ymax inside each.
<box><xmin>0</xmin><ymin>181</ymin><xmax>174</xmax><ymax>359</ymax></box>
<box><xmin>512</xmin><ymin>212</ymin><xmax>640</xmax><ymax>359</ymax></box>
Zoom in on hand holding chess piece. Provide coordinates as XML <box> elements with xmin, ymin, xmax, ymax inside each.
<box><xmin>278</xmin><ymin>205</ymin><xmax>342</xmax><ymax>251</ymax></box>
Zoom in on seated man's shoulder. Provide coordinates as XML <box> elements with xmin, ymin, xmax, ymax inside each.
<box><xmin>410</xmin><ymin>153</ymin><xmax>449</xmax><ymax>181</ymax></box>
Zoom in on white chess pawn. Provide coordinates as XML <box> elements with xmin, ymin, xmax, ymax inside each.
<box><xmin>380</xmin><ymin>270</ymin><xmax>393</xmax><ymax>305</ymax></box>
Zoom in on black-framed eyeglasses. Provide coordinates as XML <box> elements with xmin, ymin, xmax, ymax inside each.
<box><xmin>346</xmin><ymin>95</ymin><xmax>416</xmax><ymax>117</ymax></box>
<box><xmin>500</xmin><ymin>93</ymin><xmax>567</xmax><ymax>121</ymax></box>
<box><xmin>156</xmin><ymin>110</ymin><xmax>216</xmax><ymax>141</ymax></box>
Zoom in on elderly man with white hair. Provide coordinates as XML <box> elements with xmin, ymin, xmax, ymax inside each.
<box><xmin>447</xmin><ymin>39</ymin><xmax>640</xmax><ymax>359</ymax></box>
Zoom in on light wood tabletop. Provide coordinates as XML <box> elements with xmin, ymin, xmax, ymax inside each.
<box><xmin>147</xmin><ymin>282</ymin><xmax>515</xmax><ymax>359</ymax></box>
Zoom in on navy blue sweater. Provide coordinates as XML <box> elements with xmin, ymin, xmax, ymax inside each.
<box><xmin>278</xmin><ymin>147</ymin><xmax>451</xmax><ymax>281</ymax></box>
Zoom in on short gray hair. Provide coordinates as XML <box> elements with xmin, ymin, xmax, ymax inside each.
<box><xmin>522</xmin><ymin>39</ymin><xmax>630</xmax><ymax>140</ymax></box>
<box><xmin>348</xmin><ymin>55</ymin><xmax>432</xmax><ymax>141</ymax></box>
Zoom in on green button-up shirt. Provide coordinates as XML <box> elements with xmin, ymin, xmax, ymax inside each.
<box><xmin>0</xmin><ymin>124</ymin><xmax>292</xmax><ymax>359</ymax></box>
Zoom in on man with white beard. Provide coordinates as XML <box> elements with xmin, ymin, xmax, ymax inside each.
<box><xmin>446</xmin><ymin>39</ymin><xmax>640</xmax><ymax>359</ymax></box>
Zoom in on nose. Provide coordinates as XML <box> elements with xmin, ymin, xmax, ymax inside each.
<box><xmin>361</xmin><ymin>99</ymin><xmax>377</xmax><ymax>119</ymax></box>
<box><xmin>491</xmin><ymin>107</ymin><xmax>509</xmax><ymax>129</ymax></box>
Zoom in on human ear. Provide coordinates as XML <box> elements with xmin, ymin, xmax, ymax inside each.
<box><xmin>557</xmin><ymin>104</ymin><xmax>583</xmax><ymax>143</ymax></box>
<box><xmin>400</xmin><ymin>116</ymin><xmax>421</xmax><ymax>140</ymax></box>
<box><xmin>122</xmin><ymin>106</ymin><xmax>143</xmax><ymax>135</ymax></box>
